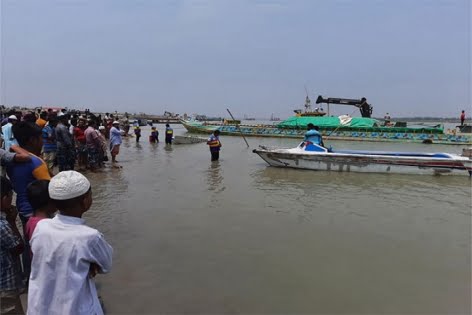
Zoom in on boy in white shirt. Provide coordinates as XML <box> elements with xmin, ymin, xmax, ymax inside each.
<box><xmin>28</xmin><ymin>171</ymin><xmax>113</xmax><ymax>315</ymax></box>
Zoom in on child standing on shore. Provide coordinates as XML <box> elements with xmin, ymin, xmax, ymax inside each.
<box><xmin>28</xmin><ymin>171</ymin><xmax>113</xmax><ymax>315</ymax></box>
<box><xmin>25</xmin><ymin>180</ymin><xmax>56</xmax><ymax>249</ymax></box>
<box><xmin>7</xmin><ymin>122</ymin><xmax>51</xmax><ymax>279</ymax></box>
<box><xmin>0</xmin><ymin>176</ymin><xmax>25</xmax><ymax>315</ymax></box>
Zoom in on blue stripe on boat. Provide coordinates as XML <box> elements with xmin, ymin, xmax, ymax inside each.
<box><xmin>333</xmin><ymin>150</ymin><xmax>452</xmax><ymax>158</ymax></box>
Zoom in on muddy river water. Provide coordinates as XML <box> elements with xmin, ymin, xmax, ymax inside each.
<box><xmin>83</xmin><ymin>125</ymin><xmax>470</xmax><ymax>314</ymax></box>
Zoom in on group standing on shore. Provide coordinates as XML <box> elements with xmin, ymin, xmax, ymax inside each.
<box><xmin>0</xmin><ymin>107</ymin><xmax>225</xmax><ymax>314</ymax></box>
<box><xmin>1</xmin><ymin>171</ymin><xmax>112</xmax><ymax>315</ymax></box>
<box><xmin>0</xmin><ymin>110</ymin><xmax>128</xmax><ymax>174</ymax></box>
<box><xmin>0</xmin><ymin>109</ymin><xmax>113</xmax><ymax>314</ymax></box>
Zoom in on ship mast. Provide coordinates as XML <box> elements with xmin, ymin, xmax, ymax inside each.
<box><xmin>304</xmin><ymin>86</ymin><xmax>312</xmax><ymax>113</ymax></box>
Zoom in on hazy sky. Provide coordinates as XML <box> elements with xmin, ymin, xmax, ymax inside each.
<box><xmin>1</xmin><ymin>0</ymin><xmax>470</xmax><ymax>118</ymax></box>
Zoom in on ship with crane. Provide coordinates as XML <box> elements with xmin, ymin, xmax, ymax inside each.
<box><xmin>180</xmin><ymin>94</ymin><xmax>471</xmax><ymax>145</ymax></box>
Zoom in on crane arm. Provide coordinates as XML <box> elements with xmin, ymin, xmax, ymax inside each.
<box><xmin>315</xmin><ymin>95</ymin><xmax>373</xmax><ymax>118</ymax></box>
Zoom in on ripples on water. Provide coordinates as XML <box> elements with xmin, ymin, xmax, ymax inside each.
<box><xmin>83</xmin><ymin>127</ymin><xmax>471</xmax><ymax>314</ymax></box>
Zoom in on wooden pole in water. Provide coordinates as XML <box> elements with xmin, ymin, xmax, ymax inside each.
<box><xmin>226</xmin><ymin>108</ymin><xmax>250</xmax><ymax>148</ymax></box>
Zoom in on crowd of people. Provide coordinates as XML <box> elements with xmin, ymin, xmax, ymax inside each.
<box><xmin>0</xmin><ymin>108</ymin><xmax>226</xmax><ymax>314</ymax></box>
<box><xmin>1</xmin><ymin>109</ymin><xmax>129</xmax><ymax>174</ymax></box>
<box><xmin>1</xmin><ymin>169</ymin><xmax>112</xmax><ymax>314</ymax></box>
<box><xmin>0</xmin><ymin>109</ymin><xmax>119</xmax><ymax>314</ymax></box>
<box><xmin>0</xmin><ymin>112</ymin><xmax>113</xmax><ymax>314</ymax></box>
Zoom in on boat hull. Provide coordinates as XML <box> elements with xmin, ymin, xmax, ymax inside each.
<box><xmin>253</xmin><ymin>149</ymin><xmax>472</xmax><ymax>176</ymax></box>
<box><xmin>181</xmin><ymin>120</ymin><xmax>472</xmax><ymax>145</ymax></box>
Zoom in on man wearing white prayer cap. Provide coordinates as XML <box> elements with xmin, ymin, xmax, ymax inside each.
<box><xmin>28</xmin><ymin>171</ymin><xmax>113</xmax><ymax>315</ymax></box>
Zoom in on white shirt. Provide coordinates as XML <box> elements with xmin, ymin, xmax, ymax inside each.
<box><xmin>1</xmin><ymin>122</ymin><xmax>18</xmax><ymax>151</ymax></box>
<box><xmin>28</xmin><ymin>214</ymin><xmax>113</xmax><ymax>315</ymax></box>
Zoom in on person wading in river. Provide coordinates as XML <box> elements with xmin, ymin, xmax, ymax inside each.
<box><xmin>460</xmin><ymin>110</ymin><xmax>466</xmax><ymax>126</ymax></box>
<box><xmin>55</xmin><ymin>114</ymin><xmax>75</xmax><ymax>171</ymax></box>
<box><xmin>207</xmin><ymin>130</ymin><xmax>222</xmax><ymax>161</ymax></box>
<box><xmin>165</xmin><ymin>124</ymin><xmax>173</xmax><ymax>144</ymax></box>
<box><xmin>134</xmin><ymin>126</ymin><xmax>141</xmax><ymax>143</ymax></box>
<box><xmin>109</xmin><ymin>121</ymin><xmax>122</xmax><ymax>167</ymax></box>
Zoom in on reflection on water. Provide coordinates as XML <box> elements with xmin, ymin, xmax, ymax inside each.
<box><xmin>86</xmin><ymin>130</ymin><xmax>470</xmax><ymax>314</ymax></box>
<box><xmin>206</xmin><ymin>161</ymin><xmax>224</xmax><ymax>191</ymax></box>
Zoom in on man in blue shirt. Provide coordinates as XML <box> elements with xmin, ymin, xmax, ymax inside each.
<box><xmin>165</xmin><ymin>124</ymin><xmax>173</xmax><ymax>144</ymax></box>
<box><xmin>304</xmin><ymin>123</ymin><xmax>324</xmax><ymax>147</ymax></box>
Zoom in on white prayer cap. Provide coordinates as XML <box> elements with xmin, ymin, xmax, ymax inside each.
<box><xmin>8</xmin><ymin>115</ymin><xmax>17</xmax><ymax>120</ymax></box>
<box><xmin>49</xmin><ymin>171</ymin><xmax>91</xmax><ymax>200</ymax></box>
<box><xmin>98</xmin><ymin>126</ymin><xmax>105</xmax><ymax>130</ymax></box>
<box><xmin>112</xmin><ymin>121</ymin><xmax>120</xmax><ymax>125</ymax></box>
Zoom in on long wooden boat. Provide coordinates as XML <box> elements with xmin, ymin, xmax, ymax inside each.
<box><xmin>253</xmin><ymin>142</ymin><xmax>472</xmax><ymax>176</ymax></box>
<box><xmin>180</xmin><ymin>119</ymin><xmax>472</xmax><ymax>145</ymax></box>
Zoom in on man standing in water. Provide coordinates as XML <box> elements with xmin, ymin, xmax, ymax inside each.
<box><xmin>55</xmin><ymin>114</ymin><xmax>75</xmax><ymax>171</ymax></box>
<box><xmin>110</xmin><ymin>121</ymin><xmax>122</xmax><ymax>166</ymax></box>
<box><xmin>165</xmin><ymin>124</ymin><xmax>173</xmax><ymax>144</ymax></box>
<box><xmin>460</xmin><ymin>110</ymin><xmax>466</xmax><ymax>126</ymax></box>
<box><xmin>84</xmin><ymin>120</ymin><xmax>101</xmax><ymax>171</ymax></box>
<box><xmin>207</xmin><ymin>130</ymin><xmax>222</xmax><ymax>161</ymax></box>
<box><xmin>134</xmin><ymin>126</ymin><xmax>141</xmax><ymax>143</ymax></box>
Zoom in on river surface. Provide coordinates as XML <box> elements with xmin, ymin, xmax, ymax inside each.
<box><xmin>83</xmin><ymin>124</ymin><xmax>471</xmax><ymax>314</ymax></box>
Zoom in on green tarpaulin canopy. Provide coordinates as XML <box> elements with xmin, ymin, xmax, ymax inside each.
<box><xmin>277</xmin><ymin>116</ymin><xmax>379</xmax><ymax>128</ymax></box>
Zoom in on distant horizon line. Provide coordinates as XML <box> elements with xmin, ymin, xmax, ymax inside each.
<box><xmin>0</xmin><ymin>105</ymin><xmax>468</xmax><ymax>121</ymax></box>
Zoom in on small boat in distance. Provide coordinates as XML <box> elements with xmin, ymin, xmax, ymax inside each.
<box><xmin>293</xmin><ymin>95</ymin><xmax>327</xmax><ymax>117</ymax></box>
<box><xmin>270</xmin><ymin>113</ymin><xmax>281</xmax><ymax>121</ymax></box>
<box><xmin>253</xmin><ymin>142</ymin><xmax>472</xmax><ymax>176</ymax></box>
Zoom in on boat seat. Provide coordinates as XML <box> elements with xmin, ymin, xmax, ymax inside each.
<box><xmin>305</xmin><ymin>143</ymin><xmax>326</xmax><ymax>152</ymax></box>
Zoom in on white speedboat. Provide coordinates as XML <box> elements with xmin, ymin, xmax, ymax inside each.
<box><xmin>253</xmin><ymin>142</ymin><xmax>472</xmax><ymax>176</ymax></box>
